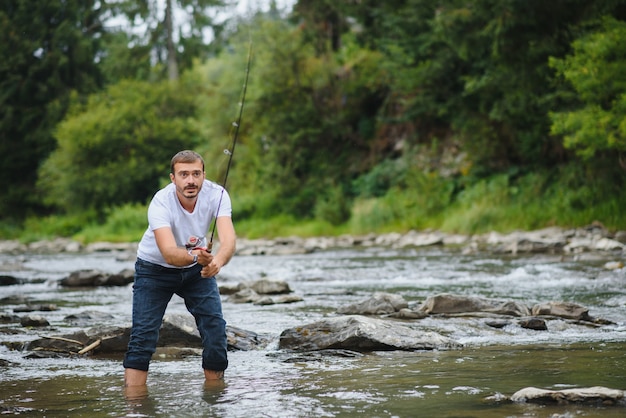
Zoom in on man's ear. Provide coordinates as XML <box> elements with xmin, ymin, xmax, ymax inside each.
<box><xmin>170</xmin><ymin>173</ymin><xmax>175</xmax><ymax>183</ymax></box>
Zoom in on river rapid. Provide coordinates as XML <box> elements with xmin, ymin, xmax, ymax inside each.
<box><xmin>1</xmin><ymin>245</ymin><xmax>625</xmax><ymax>417</ymax></box>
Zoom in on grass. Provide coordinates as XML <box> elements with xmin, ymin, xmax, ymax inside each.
<box><xmin>2</xmin><ymin>167</ymin><xmax>625</xmax><ymax>243</ymax></box>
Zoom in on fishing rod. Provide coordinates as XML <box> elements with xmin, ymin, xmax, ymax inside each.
<box><xmin>205</xmin><ymin>40</ymin><xmax>252</xmax><ymax>252</ymax></box>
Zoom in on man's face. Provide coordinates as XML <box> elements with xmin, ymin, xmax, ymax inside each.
<box><xmin>171</xmin><ymin>161</ymin><xmax>205</xmax><ymax>200</ymax></box>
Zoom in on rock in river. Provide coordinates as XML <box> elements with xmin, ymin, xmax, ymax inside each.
<box><xmin>278</xmin><ymin>315</ymin><xmax>460</xmax><ymax>352</ymax></box>
<box><xmin>510</xmin><ymin>386</ymin><xmax>625</xmax><ymax>406</ymax></box>
<box><xmin>337</xmin><ymin>292</ymin><xmax>409</xmax><ymax>315</ymax></box>
<box><xmin>419</xmin><ymin>293</ymin><xmax>531</xmax><ymax>317</ymax></box>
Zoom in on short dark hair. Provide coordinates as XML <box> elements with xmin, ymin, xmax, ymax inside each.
<box><xmin>170</xmin><ymin>150</ymin><xmax>205</xmax><ymax>173</ymax></box>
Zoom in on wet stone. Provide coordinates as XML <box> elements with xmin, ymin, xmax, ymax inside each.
<box><xmin>0</xmin><ymin>275</ymin><xmax>19</xmax><ymax>286</ymax></box>
<box><xmin>0</xmin><ymin>313</ymin><xmax>20</xmax><ymax>323</ymax></box>
<box><xmin>510</xmin><ymin>386</ymin><xmax>625</xmax><ymax>406</ymax></box>
<box><xmin>14</xmin><ymin>304</ymin><xmax>58</xmax><ymax>313</ymax></box>
<box><xmin>519</xmin><ymin>317</ymin><xmax>548</xmax><ymax>331</ymax></box>
<box><xmin>20</xmin><ymin>315</ymin><xmax>50</xmax><ymax>327</ymax></box>
<box><xmin>64</xmin><ymin>310</ymin><xmax>116</xmax><ymax>326</ymax></box>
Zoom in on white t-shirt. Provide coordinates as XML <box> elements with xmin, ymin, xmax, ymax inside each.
<box><xmin>137</xmin><ymin>180</ymin><xmax>232</xmax><ymax>267</ymax></box>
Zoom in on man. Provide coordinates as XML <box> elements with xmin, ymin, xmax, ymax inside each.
<box><xmin>123</xmin><ymin>150</ymin><xmax>236</xmax><ymax>387</ymax></box>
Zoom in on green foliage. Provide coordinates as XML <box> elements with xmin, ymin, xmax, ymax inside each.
<box><xmin>192</xmin><ymin>16</ymin><xmax>389</xmax><ymax>221</ymax></box>
<box><xmin>360</xmin><ymin>0</ymin><xmax>623</xmax><ymax>176</ymax></box>
<box><xmin>187</xmin><ymin>44</ymin><xmax>254</xmax><ymax>192</ymax></box>
<box><xmin>349</xmin><ymin>169</ymin><xmax>456</xmax><ymax>234</ymax></box>
<box><xmin>236</xmin><ymin>17</ymin><xmax>388</xmax><ymax>219</ymax></box>
<box><xmin>0</xmin><ymin>222</ymin><xmax>21</xmax><ymax>240</ymax></box>
<box><xmin>235</xmin><ymin>214</ymin><xmax>340</xmax><ymax>239</ymax></box>
<box><xmin>37</xmin><ymin>78</ymin><xmax>202</xmax><ymax>215</ymax></box>
<box><xmin>99</xmin><ymin>31</ymin><xmax>153</xmax><ymax>83</ymax></box>
<box><xmin>20</xmin><ymin>210</ymin><xmax>98</xmax><ymax>243</ymax></box>
<box><xmin>550</xmin><ymin>17</ymin><xmax>626</xmax><ymax>161</ymax></box>
<box><xmin>113</xmin><ymin>0</ymin><xmax>228</xmax><ymax>80</ymax></box>
<box><xmin>352</xmin><ymin>158</ymin><xmax>407</xmax><ymax>198</ymax></box>
<box><xmin>441</xmin><ymin>174</ymin><xmax>515</xmax><ymax>233</ymax></box>
<box><xmin>73</xmin><ymin>203</ymin><xmax>147</xmax><ymax>243</ymax></box>
<box><xmin>3</xmin><ymin>1</ymin><xmax>626</xmax><ymax>242</ymax></box>
<box><xmin>440</xmin><ymin>164</ymin><xmax>626</xmax><ymax>234</ymax></box>
<box><xmin>0</xmin><ymin>0</ymin><xmax>105</xmax><ymax>220</ymax></box>
<box><xmin>314</xmin><ymin>184</ymin><xmax>351</xmax><ymax>226</ymax></box>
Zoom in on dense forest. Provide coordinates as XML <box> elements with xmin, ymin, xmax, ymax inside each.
<box><xmin>1</xmin><ymin>0</ymin><xmax>625</xmax><ymax>242</ymax></box>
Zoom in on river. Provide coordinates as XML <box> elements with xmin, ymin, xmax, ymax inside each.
<box><xmin>1</xmin><ymin>246</ymin><xmax>625</xmax><ymax>417</ymax></box>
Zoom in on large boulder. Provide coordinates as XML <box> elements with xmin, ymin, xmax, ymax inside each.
<box><xmin>278</xmin><ymin>315</ymin><xmax>460</xmax><ymax>352</ymax></box>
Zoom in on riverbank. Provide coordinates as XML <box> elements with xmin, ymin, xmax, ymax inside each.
<box><xmin>1</xmin><ymin>224</ymin><xmax>625</xmax><ymax>258</ymax></box>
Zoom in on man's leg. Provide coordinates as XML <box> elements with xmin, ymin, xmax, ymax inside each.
<box><xmin>125</xmin><ymin>368</ymin><xmax>149</xmax><ymax>386</ymax></box>
<box><xmin>204</xmin><ymin>369</ymin><xmax>224</xmax><ymax>380</ymax></box>
<box><xmin>180</xmin><ymin>270</ymin><xmax>228</xmax><ymax>379</ymax></box>
<box><xmin>123</xmin><ymin>260</ymin><xmax>175</xmax><ymax>384</ymax></box>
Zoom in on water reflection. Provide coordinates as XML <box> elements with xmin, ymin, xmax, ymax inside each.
<box><xmin>202</xmin><ymin>379</ymin><xmax>227</xmax><ymax>405</ymax></box>
<box><xmin>124</xmin><ymin>385</ymin><xmax>156</xmax><ymax>416</ymax></box>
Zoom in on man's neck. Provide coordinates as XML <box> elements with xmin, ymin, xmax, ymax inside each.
<box><xmin>178</xmin><ymin>195</ymin><xmax>197</xmax><ymax>213</ymax></box>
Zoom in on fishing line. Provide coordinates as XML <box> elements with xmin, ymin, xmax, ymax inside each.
<box><xmin>206</xmin><ymin>39</ymin><xmax>252</xmax><ymax>252</ymax></box>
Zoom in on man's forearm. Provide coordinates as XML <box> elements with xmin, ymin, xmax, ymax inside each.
<box><xmin>214</xmin><ymin>239</ymin><xmax>235</xmax><ymax>268</ymax></box>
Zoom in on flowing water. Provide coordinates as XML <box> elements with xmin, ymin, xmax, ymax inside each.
<box><xmin>1</xmin><ymin>246</ymin><xmax>625</xmax><ymax>417</ymax></box>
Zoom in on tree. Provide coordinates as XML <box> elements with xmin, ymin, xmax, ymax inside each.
<box><xmin>115</xmin><ymin>0</ymin><xmax>229</xmax><ymax>81</ymax></box>
<box><xmin>98</xmin><ymin>30</ymin><xmax>153</xmax><ymax>84</ymax></box>
<box><xmin>222</xmin><ymin>17</ymin><xmax>388</xmax><ymax>220</ymax></box>
<box><xmin>292</xmin><ymin>0</ymin><xmax>349</xmax><ymax>52</ymax></box>
<box><xmin>0</xmin><ymin>0</ymin><xmax>105</xmax><ymax>220</ymax></box>
<box><xmin>320</xmin><ymin>0</ymin><xmax>625</xmax><ymax>174</ymax></box>
<box><xmin>550</xmin><ymin>16</ymin><xmax>626</xmax><ymax>167</ymax></box>
<box><xmin>37</xmin><ymin>78</ymin><xmax>203</xmax><ymax>215</ymax></box>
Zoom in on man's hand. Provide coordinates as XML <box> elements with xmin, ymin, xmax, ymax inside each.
<box><xmin>200</xmin><ymin>262</ymin><xmax>220</xmax><ymax>278</ymax></box>
<box><xmin>192</xmin><ymin>247</ymin><xmax>212</xmax><ymax>266</ymax></box>
<box><xmin>194</xmin><ymin>247</ymin><xmax>220</xmax><ymax>278</ymax></box>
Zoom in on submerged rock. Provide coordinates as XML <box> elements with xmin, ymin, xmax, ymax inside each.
<box><xmin>254</xmin><ymin>295</ymin><xmax>303</xmax><ymax>305</ymax></box>
<box><xmin>0</xmin><ymin>275</ymin><xmax>19</xmax><ymax>286</ymax></box>
<box><xmin>64</xmin><ymin>310</ymin><xmax>116</xmax><ymax>326</ymax></box>
<box><xmin>510</xmin><ymin>386</ymin><xmax>625</xmax><ymax>406</ymax></box>
<box><xmin>14</xmin><ymin>304</ymin><xmax>57</xmax><ymax>313</ymax></box>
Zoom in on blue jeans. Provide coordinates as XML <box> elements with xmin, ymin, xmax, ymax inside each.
<box><xmin>123</xmin><ymin>258</ymin><xmax>228</xmax><ymax>372</ymax></box>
